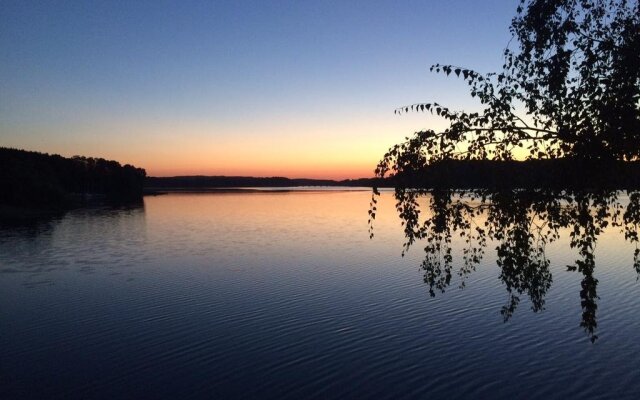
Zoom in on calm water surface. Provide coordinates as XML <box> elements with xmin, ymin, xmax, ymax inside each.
<box><xmin>1</xmin><ymin>191</ymin><xmax>639</xmax><ymax>399</ymax></box>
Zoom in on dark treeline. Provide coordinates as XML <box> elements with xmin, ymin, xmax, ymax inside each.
<box><xmin>0</xmin><ymin>147</ymin><xmax>146</xmax><ymax>209</ymax></box>
<box><xmin>394</xmin><ymin>159</ymin><xmax>640</xmax><ymax>190</ymax></box>
<box><xmin>4</xmin><ymin>146</ymin><xmax>639</xmax><ymax>208</ymax></box>
<box><xmin>145</xmin><ymin>175</ymin><xmax>388</xmax><ymax>189</ymax></box>
<box><xmin>147</xmin><ymin>159</ymin><xmax>640</xmax><ymax>191</ymax></box>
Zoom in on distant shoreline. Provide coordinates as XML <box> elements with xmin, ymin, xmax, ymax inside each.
<box><xmin>144</xmin><ymin>175</ymin><xmax>387</xmax><ymax>190</ymax></box>
<box><xmin>143</xmin><ymin>186</ymin><xmax>379</xmax><ymax>195</ymax></box>
<box><xmin>145</xmin><ymin>158</ymin><xmax>640</xmax><ymax>191</ymax></box>
<box><xmin>4</xmin><ymin>146</ymin><xmax>640</xmax><ymax>221</ymax></box>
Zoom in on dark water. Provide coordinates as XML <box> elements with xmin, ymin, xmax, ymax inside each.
<box><xmin>1</xmin><ymin>191</ymin><xmax>639</xmax><ymax>399</ymax></box>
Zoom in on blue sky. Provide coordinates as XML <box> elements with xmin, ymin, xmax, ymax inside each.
<box><xmin>1</xmin><ymin>0</ymin><xmax>517</xmax><ymax>178</ymax></box>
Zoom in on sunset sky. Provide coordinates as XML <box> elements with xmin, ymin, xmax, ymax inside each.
<box><xmin>1</xmin><ymin>0</ymin><xmax>516</xmax><ymax>179</ymax></box>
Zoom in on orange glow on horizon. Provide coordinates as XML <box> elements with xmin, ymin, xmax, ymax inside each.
<box><xmin>1</xmin><ymin>111</ymin><xmax>451</xmax><ymax>180</ymax></box>
<box><xmin>145</xmin><ymin>164</ymin><xmax>375</xmax><ymax>180</ymax></box>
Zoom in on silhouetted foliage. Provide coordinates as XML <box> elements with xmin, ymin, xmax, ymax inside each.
<box><xmin>370</xmin><ymin>1</ymin><xmax>640</xmax><ymax>342</ymax></box>
<box><xmin>376</xmin><ymin>0</ymin><xmax>639</xmax><ymax>180</ymax></box>
<box><xmin>0</xmin><ymin>147</ymin><xmax>146</xmax><ymax>210</ymax></box>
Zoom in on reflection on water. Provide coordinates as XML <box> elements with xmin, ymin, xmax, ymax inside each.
<box><xmin>370</xmin><ymin>189</ymin><xmax>640</xmax><ymax>342</ymax></box>
<box><xmin>1</xmin><ymin>191</ymin><xmax>640</xmax><ymax>399</ymax></box>
<box><xmin>0</xmin><ymin>203</ymin><xmax>147</xmax><ymax>283</ymax></box>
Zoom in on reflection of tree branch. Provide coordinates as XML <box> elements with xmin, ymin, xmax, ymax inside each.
<box><xmin>376</xmin><ymin>188</ymin><xmax>640</xmax><ymax>342</ymax></box>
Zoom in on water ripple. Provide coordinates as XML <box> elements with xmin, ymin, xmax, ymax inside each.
<box><xmin>1</xmin><ymin>192</ymin><xmax>639</xmax><ymax>399</ymax></box>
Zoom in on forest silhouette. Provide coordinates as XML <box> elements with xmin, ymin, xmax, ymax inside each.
<box><xmin>0</xmin><ymin>147</ymin><xmax>146</xmax><ymax>211</ymax></box>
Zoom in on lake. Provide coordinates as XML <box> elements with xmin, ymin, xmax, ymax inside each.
<box><xmin>1</xmin><ymin>190</ymin><xmax>639</xmax><ymax>399</ymax></box>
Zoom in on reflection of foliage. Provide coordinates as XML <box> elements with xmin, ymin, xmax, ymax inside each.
<box><xmin>370</xmin><ymin>189</ymin><xmax>640</xmax><ymax>342</ymax></box>
<box><xmin>624</xmin><ymin>192</ymin><xmax>640</xmax><ymax>275</ymax></box>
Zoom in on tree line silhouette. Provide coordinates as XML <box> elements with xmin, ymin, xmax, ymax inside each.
<box><xmin>145</xmin><ymin>175</ymin><xmax>388</xmax><ymax>189</ymax></box>
<box><xmin>393</xmin><ymin>158</ymin><xmax>640</xmax><ymax>190</ymax></box>
<box><xmin>0</xmin><ymin>147</ymin><xmax>146</xmax><ymax>209</ymax></box>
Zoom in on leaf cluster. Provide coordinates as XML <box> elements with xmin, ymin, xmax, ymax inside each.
<box><xmin>376</xmin><ymin>0</ymin><xmax>640</xmax><ymax>182</ymax></box>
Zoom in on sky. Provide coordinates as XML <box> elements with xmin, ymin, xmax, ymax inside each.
<box><xmin>0</xmin><ymin>0</ymin><xmax>517</xmax><ymax>179</ymax></box>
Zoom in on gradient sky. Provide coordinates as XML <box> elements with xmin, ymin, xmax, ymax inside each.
<box><xmin>1</xmin><ymin>0</ymin><xmax>517</xmax><ymax>179</ymax></box>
